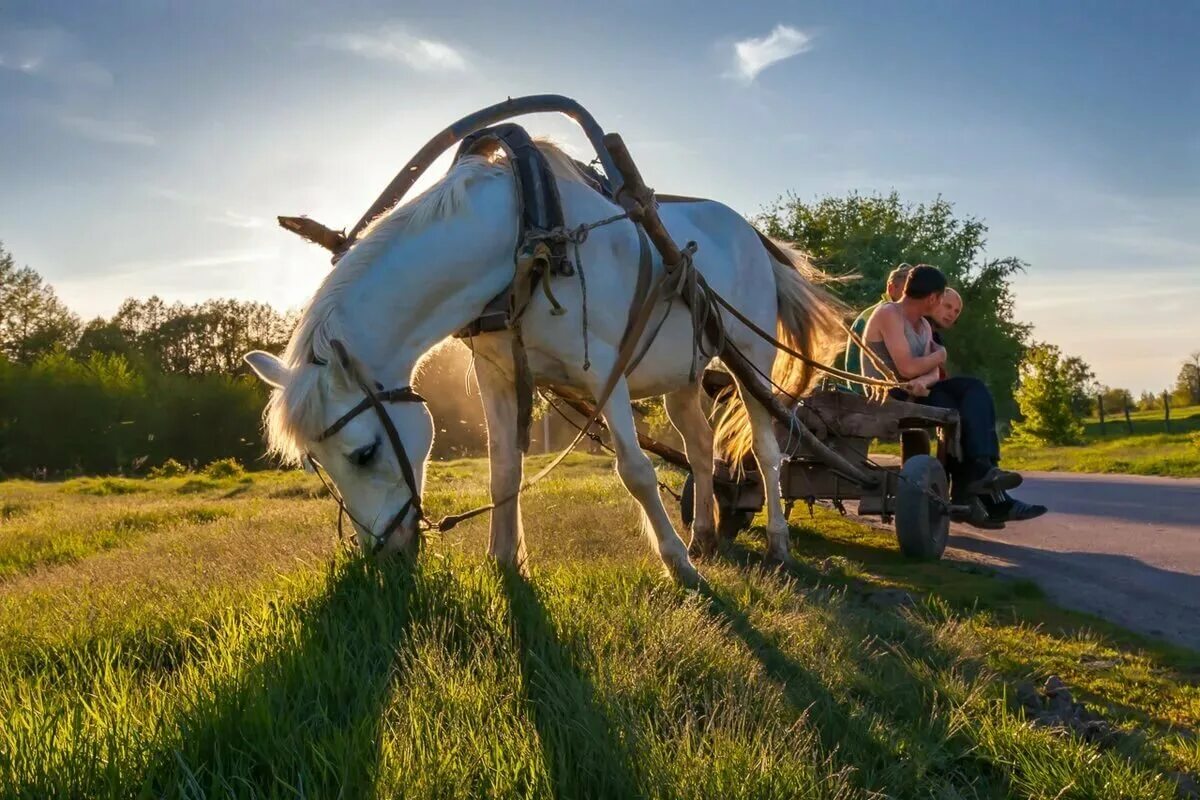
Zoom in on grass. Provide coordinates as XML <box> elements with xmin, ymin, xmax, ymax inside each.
<box><xmin>0</xmin><ymin>459</ymin><xmax>1197</xmax><ymax>798</ymax></box>
<box><xmin>874</xmin><ymin>407</ymin><xmax>1200</xmax><ymax>478</ymax></box>
<box><xmin>1003</xmin><ymin>407</ymin><xmax>1200</xmax><ymax>478</ymax></box>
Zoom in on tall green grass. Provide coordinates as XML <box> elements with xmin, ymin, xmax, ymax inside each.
<box><xmin>0</xmin><ymin>465</ymin><xmax>1196</xmax><ymax>798</ymax></box>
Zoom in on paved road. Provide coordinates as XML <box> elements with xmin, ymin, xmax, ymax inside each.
<box><xmin>942</xmin><ymin>471</ymin><xmax>1200</xmax><ymax>650</ymax></box>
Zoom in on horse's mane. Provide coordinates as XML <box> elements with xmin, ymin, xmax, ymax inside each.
<box><xmin>264</xmin><ymin>140</ymin><xmax>590</xmax><ymax>463</ymax></box>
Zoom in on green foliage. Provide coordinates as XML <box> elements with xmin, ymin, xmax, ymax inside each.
<box><xmin>76</xmin><ymin>295</ymin><xmax>295</xmax><ymax>377</ymax></box>
<box><xmin>1174</xmin><ymin>352</ymin><xmax>1200</xmax><ymax>407</ymax></box>
<box><xmin>149</xmin><ymin>458</ymin><xmax>190</xmax><ymax>478</ymax></box>
<box><xmin>1062</xmin><ymin>356</ymin><xmax>1097</xmax><ymax>420</ymax></box>
<box><xmin>0</xmin><ymin>352</ymin><xmax>268</xmax><ymax>476</ymax></box>
<box><xmin>202</xmin><ymin>458</ymin><xmax>244</xmax><ymax>479</ymax></box>
<box><xmin>1011</xmin><ymin>343</ymin><xmax>1087</xmax><ymax>446</ymax></box>
<box><xmin>1096</xmin><ymin>385</ymin><xmax>1133</xmax><ymax>416</ymax></box>
<box><xmin>755</xmin><ymin>192</ymin><xmax>1030</xmax><ymax>418</ymax></box>
<box><xmin>1138</xmin><ymin>390</ymin><xmax>1162</xmax><ymax>411</ymax></box>
<box><xmin>0</xmin><ymin>243</ymin><xmax>80</xmax><ymax>364</ymax></box>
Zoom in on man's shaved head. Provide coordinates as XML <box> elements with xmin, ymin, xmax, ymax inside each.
<box><xmin>931</xmin><ymin>287</ymin><xmax>963</xmax><ymax>330</ymax></box>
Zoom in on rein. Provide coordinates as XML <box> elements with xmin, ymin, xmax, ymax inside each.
<box><xmin>309</xmin><ymin>340</ymin><xmax>428</xmax><ymax>555</ymax></box>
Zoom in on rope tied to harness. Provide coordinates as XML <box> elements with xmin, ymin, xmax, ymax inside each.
<box><xmin>526</xmin><ymin>210</ymin><xmax>634</xmax><ymax>374</ymax></box>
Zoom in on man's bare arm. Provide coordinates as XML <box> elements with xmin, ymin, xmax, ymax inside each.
<box><xmin>875</xmin><ymin>307</ymin><xmax>946</xmax><ymax>378</ymax></box>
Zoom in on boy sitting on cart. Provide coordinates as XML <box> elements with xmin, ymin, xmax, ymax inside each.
<box><xmin>858</xmin><ymin>265</ymin><xmax>1046</xmax><ymax>526</ymax></box>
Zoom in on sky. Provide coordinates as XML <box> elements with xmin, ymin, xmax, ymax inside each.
<box><xmin>1</xmin><ymin>0</ymin><xmax>1196</xmax><ymax>393</ymax></box>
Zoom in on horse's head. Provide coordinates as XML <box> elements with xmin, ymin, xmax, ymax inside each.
<box><xmin>245</xmin><ymin>346</ymin><xmax>434</xmax><ymax>556</ymax></box>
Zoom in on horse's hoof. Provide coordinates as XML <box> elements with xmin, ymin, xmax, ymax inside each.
<box><xmin>671</xmin><ymin>560</ymin><xmax>704</xmax><ymax>589</ymax></box>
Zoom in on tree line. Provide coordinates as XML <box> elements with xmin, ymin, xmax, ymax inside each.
<box><xmin>0</xmin><ymin>243</ymin><xmax>294</xmax><ymax>475</ymax></box>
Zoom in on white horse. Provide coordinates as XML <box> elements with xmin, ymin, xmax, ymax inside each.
<box><xmin>244</xmin><ymin>143</ymin><xmax>843</xmax><ymax>584</ymax></box>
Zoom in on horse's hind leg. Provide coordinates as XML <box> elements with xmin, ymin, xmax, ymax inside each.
<box><xmin>473</xmin><ymin>344</ymin><xmax>528</xmax><ymax>574</ymax></box>
<box><xmin>735</xmin><ymin>382</ymin><xmax>794</xmax><ymax>566</ymax></box>
<box><xmin>600</xmin><ymin>380</ymin><xmax>700</xmax><ymax>586</ymax></box>
<box><xmin>664</xmin><ymin>386</ymin><xmax>718</xmax><ymax>558</ymax></box>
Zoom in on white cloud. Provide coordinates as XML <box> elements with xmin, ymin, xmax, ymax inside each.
<box><xmin>57</xmin><ymin>113</ymin><xmax>157</xmax><ymax>146</ymax></box>
<box><xmin>731</xmin><ymin>24</ymin><xmax>812</xmax><ymax>83</ymax></box>
<box><xmin>311</xmin><ymin>26</ymin><xmax>468</xmax><ymax>72</ymax></box>
<box><xmin>0</xmin><ymin>27</ymin><xmax>113</xmax><ymax>88</ymax></box>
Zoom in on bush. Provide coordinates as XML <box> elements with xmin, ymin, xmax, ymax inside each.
<box><xmin>0</xmin><ymin>352</ymin><xmax>269</xmax><ymax>476</ymax></box>
<box><xmin>202</xmin><ymin>458</ymin><xmax>244</xmax><ymax>479</ymax></box>
<box><xmin>149</xmin><ymin>458</ymin><xmax>190</xmax><ymax>478</ymax></box>
<box><xmin>1011</xmin><ymin>343</ymin><xmax>1086</xmax><ymax>446</ymax></box>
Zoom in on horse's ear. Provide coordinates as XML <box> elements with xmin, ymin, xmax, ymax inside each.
<box><xmin>244</xmin><ymin>351</ymin><xmax>291</xmax><ymax>389</ymax></box>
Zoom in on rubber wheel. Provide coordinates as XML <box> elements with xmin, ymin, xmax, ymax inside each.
<box><xmin>894</xmin><ymin>454</ymin><xmax>950</xmax><ymax>560</ymax></box>
<box><xmin>679</xmin><ymin>473</ymin><xmax>753</xmax><ymax>538</ymax></box>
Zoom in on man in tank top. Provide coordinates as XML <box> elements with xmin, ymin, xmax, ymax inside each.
<box><xmin>861</xmin><ymin>265</ymin><xmax>1046</xmax><ymax>526</ymax></box>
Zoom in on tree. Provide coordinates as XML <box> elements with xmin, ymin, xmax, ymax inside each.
<box><xmin>1011</xmin><ymin>343</ymin><xmax>1086</xmax><ymax>446</ymax></box>
<box><xmin>109</xmin><ymin>296</ymin><xmax>294</xmax><ymax>375</ymax></box>
<box><xmin>755</xmin><ymin>192</ymin><xmax>1030</xmax><ymax>418</ymax></box>
<box><xmin>1061</xmin><ymin>356</ymin><xmax>1097</xmax><ymax>419</ymax></box>
<box><xmin>1098</xmin><ymin>385</ymin><xmax>1133</xmax><ymax>414</ymax></box>
<box><xmin>1138</xmin><ymin>390</ymin><xmax>1162</xmax><ymax>412</ymax></box>
<box><xmin>1175</xmin><ymin>352</ymin><xmax>1200</xmax><ymax>407</ymax></box>
<box><xmin>0</xmin><ymin>243</ymin><xmax>80</xmax><ymax>363</ymax></box>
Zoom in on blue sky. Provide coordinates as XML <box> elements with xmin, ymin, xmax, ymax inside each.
<box><xmin>1</xmin><ymin>1</ymin><xmax>1196</xmax><ymax>392</ymax></box>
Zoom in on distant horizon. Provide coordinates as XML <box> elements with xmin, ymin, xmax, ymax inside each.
<box><xmin>2</xmin><ymin>1</ymin><xmax>1196</xmax><ymax>394</ymax></box>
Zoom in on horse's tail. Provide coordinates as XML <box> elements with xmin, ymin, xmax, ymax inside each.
<box><xmin>713</xmin><ymin>237</ymin><xmax>847</xmax><ymax>466</ymax></box>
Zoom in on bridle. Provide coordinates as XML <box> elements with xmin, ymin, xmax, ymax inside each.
<box><xmin>307</xmin><ymin>339</ymin><xmax>428</xmax><ymax>556</ymax></box>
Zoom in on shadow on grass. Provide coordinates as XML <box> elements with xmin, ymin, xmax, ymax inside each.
<box><xmin>136</xmin><ymin>556</ymin><xmax>421</xmax><ymax>798</ymax></box>
<box><xmin>695</xmin><ymin>550</ymin><xmax>987</xmax><ymax>794</ymax></box>
<box><xmin>720</xmin><ymin>536</ymin><xmax>1189</xmax><ymax>792</ymax></box>
<box><xmin>499</xmin><ymin>567</ymin><xmax>644</xmax><ymax>800</ymax></box>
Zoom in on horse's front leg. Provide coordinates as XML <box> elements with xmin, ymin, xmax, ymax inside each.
<box><xmin>664</xmin><ymin>386</ymin><xmax>718</xmax><ymax>558</ymax></box>
<box><xmin>474</xmin><ymin>347</ymin><xmax>528</xmax><ymax>573</ymax></box>
<box><xmin>596</xmin><ymin>378</ymin><xmax>700</xmax><ymax>586</ymax></box>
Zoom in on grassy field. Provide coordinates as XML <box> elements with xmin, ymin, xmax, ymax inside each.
<box><xmin>1</xmin><ymin>457</ymin><xmax>1198</xmax><ymax>798</ymax></box>
<box><xmin>1002</xmin><ymin>407</ymin><xmax>1200</xmax><ymax>478</ymax></box>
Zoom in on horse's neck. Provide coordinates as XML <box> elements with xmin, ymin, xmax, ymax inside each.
<box><xmin>336</xmin><ymin>178</ymin><xmax>520</xmax><ymax>381</ymax></box>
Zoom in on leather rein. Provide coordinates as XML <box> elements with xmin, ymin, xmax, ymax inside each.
<box><xmin>306</xmin><ymin>339</ymin><xmax>429</xmax><ymax>555</ymax></box>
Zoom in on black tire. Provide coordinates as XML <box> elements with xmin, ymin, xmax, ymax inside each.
<box><xmin>894</xmin><ymin>454</ymin><xmax>950</xmax><ymax>560</ymax></box>
<box><xmin>679</xmin><ymin>473</ymin><xmax>753</xmax><ymax>538</ymax></box>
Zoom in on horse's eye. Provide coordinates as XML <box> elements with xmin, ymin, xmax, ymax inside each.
<box><xmin>349</xmin><ymin>440</ymin><xmax>379</xmax><ymax>467</ymax></box>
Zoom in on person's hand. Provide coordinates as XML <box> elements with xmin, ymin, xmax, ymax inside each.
<box><xmin>933</xmin><ymin>347</ymin><xmax>948</xmax><ymax>365</ymax></box>
<box><xmin>904</xmin><ymin>381</ymin><xmax>931</xmax><ymax>398</ymax></box>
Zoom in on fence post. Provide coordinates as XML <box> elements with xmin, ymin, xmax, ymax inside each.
<box><xmin>1124</xmin><ymin>403</ymin><xmax>1133</xmax><ymax>435</ymax></box>
<box><xmin>1097</xmin><ymin>394</ymin><xmax>1106</xmax><ymax>436</ymax></box>
<box><xmin>1163</xmin><ymin>392</ymin><xmax>1171</xmax><ymax>433</ymax></box>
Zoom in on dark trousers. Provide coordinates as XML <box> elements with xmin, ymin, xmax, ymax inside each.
<box><xmin>895</xmin><ymin>376</ymin><xmax>1000</xmax><ymax>493</ymax></box>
